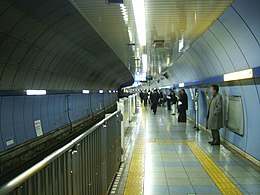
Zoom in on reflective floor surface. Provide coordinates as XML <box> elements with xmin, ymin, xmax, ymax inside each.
<box><xmin>115</xmin><ymin>104</ymin><xmax>260</xmax><ymax>195</ymax></box>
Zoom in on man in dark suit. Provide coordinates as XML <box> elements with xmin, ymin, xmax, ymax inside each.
<box><xmin>178</xmin><ymin>89</ymin><xmax>188</xmax><ymax>122</ymax></box>
<box><xmin>151</xmin><ymin>89</ymin><xmax>160</xmax><ymax>115</ymax></box>
<box><xmin>143</xmin><ymin>90</ymin><xmax>148</xmax><ymax>106</ymax></box>
<box><xmin>206</xmin><ymin>85</ymin><xmax>223</xmax><ymax>145</ymax></box>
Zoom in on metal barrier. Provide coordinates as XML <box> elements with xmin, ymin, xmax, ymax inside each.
<box><xmin>0</xmin><ymin>111</ymin><xmax>122</xmax><ymax>195</ymax></box>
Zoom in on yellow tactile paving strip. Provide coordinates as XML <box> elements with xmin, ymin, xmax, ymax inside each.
<box><xmin>124</xmin><ymin>109</ymin><xmax>146</xmax><ymax>195</ymax></box>
<box><xmin>148</xmin><ymin>139</ymin><xmax>242</xmax><ymax>195</ymax></box>
<box><xmin>187</xmin><ymin>141</ymin><xmax>242</xmax><ymax>195</ymax></box>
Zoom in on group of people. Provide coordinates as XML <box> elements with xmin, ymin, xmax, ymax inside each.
<box><xmin>139</xmin><ymin>85</ymin><xmax>223</xmax><ymax>146</ymax></box>
<box><xmin>140</xmin><ymin>88</ymin><xmax>188</xmax><ymax>122</ymax></box>
<box><xmin>140</xmin><ymin>89</ymin><xmax>161</xmax><ymax>115</ymax></box>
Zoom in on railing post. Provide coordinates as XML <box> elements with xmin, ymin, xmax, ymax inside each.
<box><xmin>101</xmin><ymin>122</ymin><xmax>107</xmax><ymax>195</ymax></box>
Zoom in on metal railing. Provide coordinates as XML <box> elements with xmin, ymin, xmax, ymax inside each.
<box><xmin>0</xmin><ymin>111</ymin><xmax>122</xmax><ymax>195</ymax></box>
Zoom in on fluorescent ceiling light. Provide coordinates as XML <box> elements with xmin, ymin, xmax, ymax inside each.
<box><xmin>224</xmin><ymin>69</ymin><xmax>253</xmax><ymax>82</ymax></box>
<box><xmin>99</xmin><ymin>90</ymin><xmax>104</xmax><ymax>94</ymax></box>
<box><xmin>26</xmin><ymin>90</ymin><xmax>46</xmax><ymax>96</ymax></box>
<box><xmin>166</xmin><ymin>57</ymin><xmax>170</xmax><ymax>66</ymax></box>
<box><xmin>142</xmin><ymin>54</ymin><xmax>148</xmax><ymax>73</ymax></box>
<box><xmin>132</xmin><ymin>0</ymin><xmax>146</xmax><ymax>46</ymax></box>
<box><xmin>179</xmin><ymin>83</ymin><xmax>185</xmax><ymax>88</ymax></box>
<box><xmin>178</xmin><ymin>36</ymin><xmax>184</xmax><ymax>52</ymax></box>
<box><xmin>128</xmin><ymin>27</ymin><xmax>133</xmax><ymax>42</ymax></box>
<box><xmin>82</xmin><ymin>90</ymin><xmax>90</xmax><ymax>94</ymax></box>
<box><xmin>160</xmin><ymin>85</ymin><xmax>171</xmax><ymax>89</ymax></box>
<box><xmin>120</xmin><ymin>4</ymin><xmax>128</xmax><ymax>22</ymax></box>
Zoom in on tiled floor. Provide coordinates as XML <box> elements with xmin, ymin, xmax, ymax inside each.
<box><xmin>117</xmin><ymin>104</ymin><xmax>260</xmax><ymax>195</ymax></box>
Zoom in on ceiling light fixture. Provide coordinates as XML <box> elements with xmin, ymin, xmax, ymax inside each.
<box><xmin>82</xmin><ymin>90</ymin><xmax>90</xmax><ymax>94</ymax></box>
<box><xmin>142</xmin><ymin>54</ymin><xmax>148</xmax><ymax>73</ymax></box>
<box><xmin>178</xmin><ymin>35</ymin><xmax>184</xmax><ymax>52</ymax></box>
<box><xmin>99</xmin><ymin>90</ymin><xmax>104</xmax><ymax>94</ymax></box>
<box><xmin>224</xmin><ymin>69</ymin><xmax>253</xmax><ymax>82</ymax></box>
<box><xmin>128</xmin><ymin>27</ymin><xmax>133</xmax><ymax>43</ymax></box>
<box><xmin>179</xmin><ymin>83</ymin><xmax>185</xmax><ymax>88</ymax></box>
<box><xmin>120</xmin><ymin>4</ymin><xmax>128</xmax><ymax>23</ymax></box>
<box><xmin>26</xmin><ymin>90</ymin><xmax>46</xmax><ymax>96</ymax></box>
<box><xmin>132</xmin><ymin>0</ymin><xmax>146</xmax><ymax>46</ymax></box>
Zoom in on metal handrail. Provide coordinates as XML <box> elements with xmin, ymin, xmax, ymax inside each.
<box><xmin>0</xmin><ymin>110</ymin><xmax>120</xmax><ymax>194</ymax></box>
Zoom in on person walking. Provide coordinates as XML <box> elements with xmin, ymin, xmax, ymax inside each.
<box><xmin>143</xmin><ymin>90</ymin><xmax>148</xmax><ymax>107</ymax></box>
<box><xmin>140</xmin><ymin>90</ymin><xmax>144</xmax><ymax>103</ymax></box>
<box><xmin>178</xmin><ymin>89</ymin><xmax>188</xmax><ymax>122</ymax></box>
<box><xmin>151</xmin><ymin>89</ymin><xmax>160</xmax><ymax>115</ymax></box>
<box><xmin>206</xmin><ymin>85</ymin><xmax>223</xmax><ymax>145</ymax></box>
<box><xmin>166</xmin><ymin>90</ymin><xmax>173</xmax><ymax>110</ymax></box>
<box><xmin>171</xmin><ymin>91</ymin><xmax>177</xmax><ymax>115</ymax></box>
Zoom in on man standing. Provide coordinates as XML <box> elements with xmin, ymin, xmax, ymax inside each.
<box><xmin>151</xmin><ymin>89</ymin><xmax>160</xmax><ymax>115</ymax></box>
<box><xmin>178</xmin><ymin>89</ymin><xmax>188</xmax><ymax>122</ymax></box>
<box><xmin>206</xmin><ymin>85</ymin><xmax>223</xmax><ymax>145</ymax></box>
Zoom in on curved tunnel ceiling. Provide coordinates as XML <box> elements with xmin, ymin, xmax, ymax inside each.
<box><xmin>0</xmin><ymin>0</ymin><xmax>133</xmax><ymax>91</ymax></box>
<box><xmin>70</xmin><ymin>0</ymin><xmax>233</xmax><ymax>80</ymax></box>
<box><xmin>153</xmin><ymin>0</ymin><xmax>260</xmax><ymax>88</ymax></box>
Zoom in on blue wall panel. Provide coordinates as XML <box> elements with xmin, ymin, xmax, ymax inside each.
<box><xmin>40</xmin><ymin>96</ymin><xmax>50</xmax><ymax>133</ymax></box>
<box><xmin>1</xmin><ymin>97</ymin><xmax>16</xmax><ymax>149</ymax></box>
<box><xmin>69</xmin><ymin>95</ymin><xmax>78</xmax><ymax>122</ymax></box>
<box><xmin>104</xmin><ymin>93</ymin><xmax>110</xmax><ymax>108</ymax></box>
<box><xmin>240</xmin><ymin>85</ymin><xmax>260</xmax><ymax>160</ymax></box>
<box><xmin>23</xmin><ymin>96</ymin><xmax>36</xmax><ymax>139</ymax></box>
<box><xmin>53</xmin><ymin>95</ymin><xmax>61</xmax><ymax>129</ymax></box>
<box><xmin>0</xmin><ymin>128</ymin><xmax>4</xmax><ymax>152</ymax></box>
<box><xmin>47</xmin><ymin>95</ymin><xmax>56</xmax><ymax>132</ymax></box>
<box><xmin>198</xmin><ymin>89</ymin><xmax>208</xmax><ymax>127</ymax></box>
<box><xmin>33</xmin><ymin>97</ymin><xmax>41</xmax><ymax>127</ymax></box>
<box><xmin>91</xmin><ymin>93</ymin><xmax>104</xmax><ymax>113</ymax></box>
<box><xmin>13</xmin><ymin>96</ymin><xmax>27</xmax><ymax>145</ymax></box>
<box><xmin>59</xmin><ymin>95</ymin><xmax>68</xmax><ymax>127</ymax></box>
<box><xmin>0</xmin><ymin>92</ymin><xmax>118</xmax><ymax>152</ymax></box>
<box><xmin>186</xmin><ymin>89</ymin><xmax>195</xmax><ymax>119</ymax></box>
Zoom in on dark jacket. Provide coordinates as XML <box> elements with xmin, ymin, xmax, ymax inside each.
<box><xmin>179</xmin><ymin>92</ymin><xmax>188</xmax><ymax>110</ymax></box>
<box><xmin>143</xmin><ymin>92</ymin><xmax>148</xmax><ymax>100</ymax></box>
<box><xmin>151</xmin><ymin>92</ymin><xmax>160</xmax><ymax>104</ymax></box>
<box><xmin>172</xmin><ymin>93</ymin><xmax>177</xmax><ymax>104</ymax></box>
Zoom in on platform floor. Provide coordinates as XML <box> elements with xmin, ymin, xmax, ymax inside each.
<box><xmin>116</xmin><ymin>104</ymin><xmax>260</xmax><ymax>195</ymax></box>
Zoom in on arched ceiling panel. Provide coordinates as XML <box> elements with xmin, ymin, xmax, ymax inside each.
<box><xmin>163</xmin><ymin>0</ymin><xmax>259</xmax><ymax>86</ymax></box>
<box><xmin>209</xmin><ymin>21</ymin><xmax>247</xmax><ymax>71</ymax></box>
<box><xmin>0</xmin><ymin>0</ymin><xmax>133</xmax><ymax>90</ymax></box>
<box><xmin>219</xmin><ymin>6</ymin><xmax>259</xmax><ymax>68</ymax></box>
<box><xmin>191</xmin><ymin>42</ymin><xmax>216</xmax><ymax>77</ymax></box>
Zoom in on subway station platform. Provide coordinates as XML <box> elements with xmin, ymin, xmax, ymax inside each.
<box><xmin>115</xmin><ymin>104</ymin><xmax>260</xmax><ymax>195</ymax></box>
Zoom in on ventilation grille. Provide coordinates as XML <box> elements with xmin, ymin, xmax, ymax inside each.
<box><xmin>107</xmin><ymin>0</ymin><xmax>124</xmax><ymax>4</ymax></box>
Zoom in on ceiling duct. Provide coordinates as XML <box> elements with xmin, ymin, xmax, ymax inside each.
<box><xmin>107</xmin><ymin>0</ymin><xmax>124</xmax><ymax>4</ymax></box>
<box><xmin>153</xmin><ymin>40</ymin><xmax>164</xmax><ymax>48</ymax></box>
